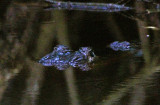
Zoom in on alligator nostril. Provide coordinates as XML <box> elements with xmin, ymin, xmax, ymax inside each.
<box><xmin>38</xmin><ymin>59</ymin><xmax>43</xmax><ymax>63</ymax></box>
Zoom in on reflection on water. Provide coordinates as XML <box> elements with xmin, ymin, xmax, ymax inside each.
<box><xmin>0</xmin><ymin>0</ymin><xmax>160</xmax><ymax>105</ymax></box>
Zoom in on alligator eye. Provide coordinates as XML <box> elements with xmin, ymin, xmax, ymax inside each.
<box><xmin>89</xmin><ymin>51</ymin><xmax>95</xmax><ymax>57</ymax></box>
<box><xmin>44</xmin><ymin>56</ymin><xmax>49</xmax><ymax>59</ymax></box>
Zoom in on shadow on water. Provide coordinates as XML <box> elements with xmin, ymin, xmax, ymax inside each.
<box><xmin>0</xmin><ymin>0</ymin><xmax>160</xmax><ymax>105</ymax></box>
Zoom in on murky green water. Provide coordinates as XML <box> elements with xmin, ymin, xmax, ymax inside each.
<box><xmin>0</xmin><ymin>0</ymin><xmax>160</xmax><ymax>105</ymax></box>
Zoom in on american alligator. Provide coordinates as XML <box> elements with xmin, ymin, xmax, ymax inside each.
<box><xmin>109</xmin><ymin>41</ymin><xmax>143</xmax><ymax>57</ymax></box>
<box><xmin>39</xmin><ymin>42</ymin><xmax>144</xmax><ymax>71</ymax></box>
<box><xmin>39</xmin><ymin>45</ymin><xmax>96</xmax><ymax>71</ymax></box>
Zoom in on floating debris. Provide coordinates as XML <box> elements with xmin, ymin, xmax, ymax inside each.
<box><xmin>39</xmin><ymin>45</ymin><xmax>96</xmax><ymax>71</ymax></box>
<box><xmin>44</xmin><ymin>0</ymin><xmax>132</xmax><ymax>12</ymax></box>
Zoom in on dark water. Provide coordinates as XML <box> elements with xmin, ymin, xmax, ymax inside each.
<box><xmin>0</xmin><ymin>0</ymin><xmax>160</xmax><ymax>105</ymax></box>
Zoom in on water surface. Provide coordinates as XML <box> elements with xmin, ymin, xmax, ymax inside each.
<box><xmin>0</xmin><ymin>0</ymin><xmax>160</xmax><ymax>105</ymax></box>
